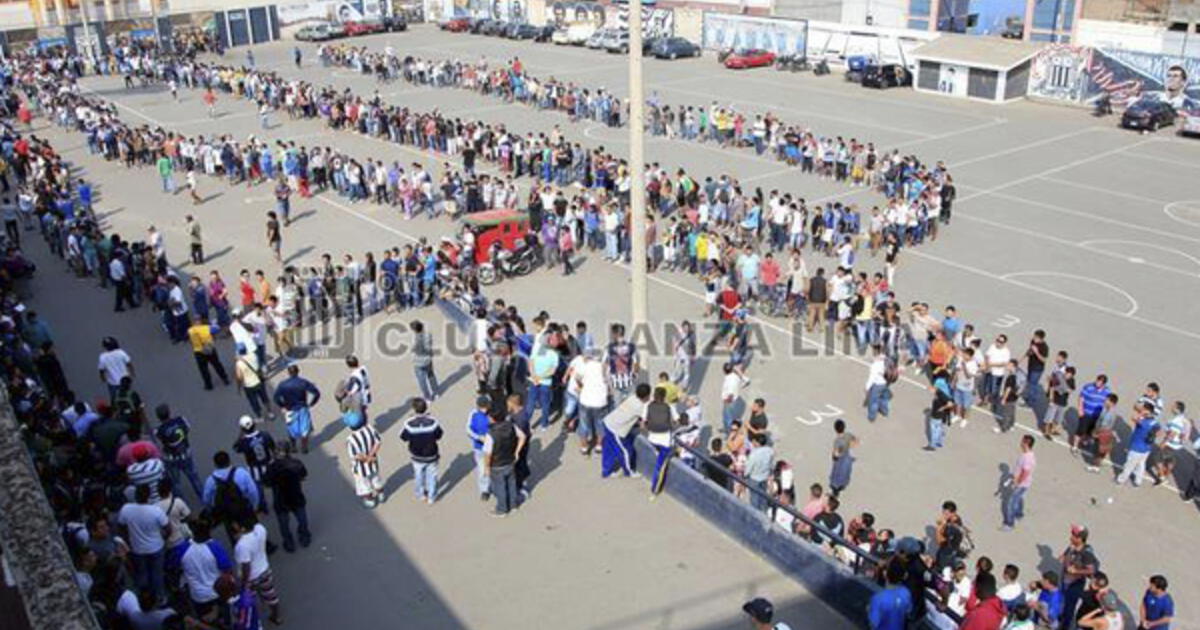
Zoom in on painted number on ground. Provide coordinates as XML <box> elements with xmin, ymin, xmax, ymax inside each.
<box><xmin>796</xmin><ymin>404</ymin><xmax>843</xmax><ymax>426</ymax></box>
<box><xmin>992</xmin><ymin>314</ymin><xmax>1021</xmax><ymax>328</ymax></box>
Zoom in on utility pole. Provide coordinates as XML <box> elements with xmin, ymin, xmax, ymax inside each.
<box><xmin>79</xmin><ymin>0</ymin><xmax>94</xmax><ymax>67</ymax></box>
<box><xmin>627</xmin><ymin>0</ymin><xmax>648</xmax><ymax>328</ymax></box>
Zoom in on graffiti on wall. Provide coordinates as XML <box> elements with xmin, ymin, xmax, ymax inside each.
<box><xmin>278</xmin><ymin>0</ymin><xmax>384</xmax><ymax>25</ymax></box>
<box><xmin>548</xmin><ymin>0</ymin><xmax>607</xmax><ymax>28</ymax></box>
<box><xmin>605</xmin><ymin>6</ymin><xmax>674</xmax><ymax>38</ymax></box>
<box><xmin>1030</xmin><ymin>44</ymin><xmax>1200</xmax><ymax>111</ymax></box>
<box><xmin>702</xmin><ymin>14</ymin><xmax>808</xmax><ymax>57</ymax></box>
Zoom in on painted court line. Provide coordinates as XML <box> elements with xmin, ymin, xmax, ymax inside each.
<box><xmin>1037</xmin><ymin>176</ymin><xmax>1173</xmax><ymax>205</ymax></box>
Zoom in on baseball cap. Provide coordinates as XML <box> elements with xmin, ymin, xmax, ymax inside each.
<box><xmin>742</xmin><ymin>598</ymin><xmax>774</xmax><ymax>624</ymax></box>
<box><xmin>896</xmin><ymin>536</ymin><xmax>923</xmax><ymax>554</ymax></box>
<box><xmin>1070</xmin><ymin>524</ymin><xmax>1088</xmax><ymax>537</ymax></box>
<box><xmin>238</xmin><ymin>415</ymin><xmax>255</xmax><ymax>430</ymax></box>
<box><xmin>476</xmin><ymin>395</ymin><xmax>492</xmax><ymax>408</ymax></box>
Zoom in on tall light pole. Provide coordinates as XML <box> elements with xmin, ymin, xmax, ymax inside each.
<box><xmin>627</xmin><ymin>0</ymin><xmax>648</xmax><ymax>328</ymax></box>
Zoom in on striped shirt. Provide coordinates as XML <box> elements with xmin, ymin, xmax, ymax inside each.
<box><xmin>127</xmin><ymin>459</ymin><xmax>165</xmax><ymax>499</ymax></box>
<box><xmin>1079</xmin><ymin>383</ymin><xmax>1110</xmax><ymax>416</ymax></box>
<box><xmin>347</xmin><ymin>425</ymin><xmax>381</xmax><ymax>478</ymax></box>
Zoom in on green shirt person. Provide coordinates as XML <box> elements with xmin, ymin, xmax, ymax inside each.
<box><xmin>156</xmin><ymin>155</ymin><xmax>175</xmax><ymax>193</ymax></box>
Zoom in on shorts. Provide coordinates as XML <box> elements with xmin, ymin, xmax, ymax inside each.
<box><xmin>248</xmin><ymin>569</ymin><xmax>280</xmax><ymax>606</ymax></box>
<box><xmin>284</xmin><ymin>406</ymin><xmax>313</xmax><ymax>439</ymax></box>
<box><xmin>578</xmin><ymin>405</ymin><xmax>605</xmax><ymax>440</ymax></box>
<box><xmin>354</xmin><ymin>472</ymin><xmax>383</xmax><ymax>496</ymax></box>
<box><xmin>953</xmin><ymin>388</ymin><xmax>974</xmax><ymax>409</ymax></box>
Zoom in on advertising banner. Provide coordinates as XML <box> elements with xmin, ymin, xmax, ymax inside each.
<box><xmin>702</xmin><ymin>13</ymin><xmax>808</xmax><ymax>57</ymax></box>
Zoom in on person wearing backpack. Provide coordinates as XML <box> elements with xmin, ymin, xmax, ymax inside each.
<box><xmin>202</xmin><ymin>451</ymin><xmax>260</xmax><ymax>544</ymax></box>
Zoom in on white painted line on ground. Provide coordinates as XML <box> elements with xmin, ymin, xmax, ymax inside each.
<box><xmin>999</xmin><ymin>271</ymin><xmax>1140</xmax><ymax>316</ymax></box>
<box><xmin>1122</xmin><ymin>150</ymin><xmax>1200</xmax><ymax>170</ymax></box>
<box><xmin>1037</xmin><ymin>176</ymin><xmax>1172</xmax><ymax>205</ymax></box>
<box><xmin>896</xmin><ymin>117</ymin><xmax>1010</xmax><ymax>149</ymax></box>
<box><xmin>949</xmin><ymin>126</ymin><xmax>1099</xmax><ymax>169</ymax></box>
<box><xmin>1163</xmin><ymin>200</ymin><xmax>1200</xmax><ymax>229</ymax></box>
<box><xmin>1078</xmin><ymin>239</ymin><xmax>1200</xmax><ymax>271</ymax></box>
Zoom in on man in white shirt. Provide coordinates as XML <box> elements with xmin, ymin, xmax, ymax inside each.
<box><xmin>166</xmin><ymin>276</ymin><xmax>190</xmax><ymax>343</ymax></box>
<box><xmin>721</xmin><ymin>362</ymin><xmax>743</xmax><ymax>434</ymax></box>
<box><xmin>233</xmin><ymin>517</ymin><xmax>282</xmax><ymax>625</ymax></box>
<box><xmin>98</xmin><ymin>336</ymin><xmax>134</xmax><ymax>401</ymax></box>
<box><xmin>573</xmin><ymin>349</ymin><xmax>609</xmax><ymax>456</ymax></box>
<box><xmin>865</xmin><ymin>346</ymin><xmax>892</xmax><ymax>422</ymax></box>
<box><xmin>983</xmin><ymin>335</ymin><xmax>1012</xmax><ymax>404</ymax></box>
<box><xmin>116</xmin><ymin>485</ymin><xmax>171</xmax><ymax>604</ymax></box>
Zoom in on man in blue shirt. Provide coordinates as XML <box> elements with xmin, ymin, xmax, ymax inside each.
<box><xmin>466</xmin><ymin>396</ymin><xmax>493</xmax><ymax>500</ymax></box>
<box><xmin>1071</xmin><ymin>374</ymin><xmax>1110</xmax><ymax>455</ymax></box>
<box><xmin>273</xmin><ymin>364</ymin><xmax>321</xmax><ymax>454</ymax></box>
<box><xmin>1116</xmin><ymin>401</ymin><xmax>1157</xmax><ymax>487</ymax></box>
<box><xmin>869</xmin><ymin>563</ymin><xmax>912</xmax><ymax>630</ymax></box>
<box><xmin>1140</xmin><ymin>575</ymin><xmax>1174</xmax><ymax>630</ymax></box>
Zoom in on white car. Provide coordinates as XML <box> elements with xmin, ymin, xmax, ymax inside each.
<box><xmin>554</xmin><ymin>23</ymin><xmax>595</xmax><ymax>46</ymax></box>
<box><xmin>1179</xmin><ymin>110</ymin><xmax>1200</xmax><ymax>137</ymax></box>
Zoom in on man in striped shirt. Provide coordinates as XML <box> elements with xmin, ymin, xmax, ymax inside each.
<box><xmin>347</xmin><ymin>415</ymin><xmax>384</xmax><ymax>509</ymax></box>
<box><xmin>126</xmin><ymin>443</ymin><xmax>166</xmax><ymax>502</ymax></box>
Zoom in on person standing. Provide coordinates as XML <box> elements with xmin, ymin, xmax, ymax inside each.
<box><xmin>864</xmin><ymin>346</ymin><xmax>892</xmax><ymax>422</ymax></box>
<box><xmin>829</xmin><ymin>419</ymin><xmax>858</xmax><ymax>498</ymax></box>
<box><xmin>526</xmin><ymin>340</ymin><xmax>559</xmax><ymax>432</ymax></box>
<box><xmin>869</xmin><ymin>562</ymin><xmax>913</xmax><ymax>630</ymax></box>
<box><xmin>231</xmin><ymin>515</ymin><xmax>282</xmax><ymax>626</ymax></box>
<box><xmin>188</xmin><ymin>316</ymin><xmax>230</xmax><ymax>390</ymax></box>
<box><xmin>483</xmin><ymin>405</ymin><xmax>527</xmax><ymax>517</ymax></box>
<box><xmin>1001</xmin><ymin>435</ymin><xmax>1037</xmax><ymax>531</ymax></box>
<box><xmin>266</xmin><ymin>211</ymin><xmax>282</xmax><ymax>263</ymax></box>
<box><xmin>263</xmin><ymin>441</ymin><xmax>311</xmax><ymax>553</ymax></box>
<box><xmin>1023</xmin><ymin>330</ymin><xmax>1049</xmax><ymax>406</ymax></box>
<box><xmin>154</xmin><ymin>404</ymin><xmax>204</xmax><ymax>499</ymax></box>
<box><xmin>1071</xmin><ymin>375</ymin><xmax>1111</xmax><ymax>455</ymax></box>
<box><xmin>98</xmin><ymin>336</ymin><xmax>134</xmax><ymax>402</ymax></box>
<box><xmin>466</xmin><ymin>396</ymin><xmax>493</xmax><ymax>501</ymax></box>
<box><xmin>234</xmin><ymin>346</ymin><xmax>273</xmax><ymax>421</ymax></box>
<box><xmin>400</xmin><ymin>398</ymin><xmax>444</xmax><ymax>505</ymax></box>
<box><xmin>411</xmin><ymin>320</ymin><xmax>440</xmax><ymax>401</ymax></box>
<box><xmin>186</xmin><ymin>215</ymin><xmax>203</xmax><ymax>264</ymax></box>
<box><xmin>645</xmin><ymin>385</ymin><xmax>678</xmax><ymax>496</ymax></box>
<box><xmin>1138</xmin><ymin>575</ymin><xmax>1174</xmax><ymax>630</ymax></box>
<box><xmin>273</xmin><ymin>364</ymin><xmax>321</xmax><ymax>454</ymax></box>
<box><xmin>233</xmin><ymin>415</ymin><xmax>276</xmax><ymax>511</ymax></box>
<box><xmin>117</xmin><ymin>484</ymin><xmax>171</xmax><ymax>605</ymax></box>
<box><xmin>202</xmin><ymin>88</ymin><xmax>217</xmax><ymax>118</ymax></box>
<box><xmin>745</xmin><ymin>433</ymin><xmax>774</xmax><ymax>512</ymax></box>
<box><xmin>926</xmin><ymin>370</ymin><xmax>954</xmax><ymax>451</ymax></box>
<box><xmin>157</xmin><ymin>152</ymin><xmax>175</xmax><ymax>193</ymax></box>
<box><xmin>1058</xmin><ymin>525</ymin><xmax>1099</xmax><ymax>627</ymax></box>
<box><xmin>347</xmin><ymin>413</ymin><xmax>385</xmax><ymax>509</ymax></box>
<box><xmin>1115</xmin><ymin>401</ymin><xmax>1157</xmax><ymax>488</ymax></box>
<box><xmin>721</xmin><ymin>362</ymin><xmax>742</xmax><ymax>434</ymax></box>
<box><xmin>274</xmin><ymin>178</ymin><xmax>292</xmax><ymax>226</ymax></box>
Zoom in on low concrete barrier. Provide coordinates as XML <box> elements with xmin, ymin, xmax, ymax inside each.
<box><xmin>632</xmin><ymin>436</ymin><xmax>877</xmax><ymax>626</ymax></box>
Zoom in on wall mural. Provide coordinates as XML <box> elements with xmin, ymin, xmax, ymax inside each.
<box><xmin>701</xmin><ymin>14</ymin><xmax>808</xmax><ymax>57</ymax></box>
<box><xmin>1029</xmin><ymin>44</ymin><xmax>1200</xmax><ymax>112</ymax></box>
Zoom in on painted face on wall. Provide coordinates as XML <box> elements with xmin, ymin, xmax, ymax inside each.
<box><xmin>1166</xmin><ymin>65</ymin><xmax>1187</xmax><ymax>98</ymax></box>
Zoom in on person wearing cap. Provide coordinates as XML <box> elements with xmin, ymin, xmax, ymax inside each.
<box><xmin>273</xmin><ymin>364</ymin><xmax>321</xmax><ymax>454</ymax></box>
<box><xmin>742</xmin><ymin>597</ymin><xmax>792</xmax><ymax>630</ymax></box>
<box><xmin>1059</xmin><ymin>525</ymin><xmax>1099</xmax><ymax>627</ymax></box>
<box><xmin>346</xmin><ymin>410</ymin><xmax>385</xmax><ymax>509</ymax></box>
<box><xmin>466</xmin><ymin>396</ymin><xmax>493</xmax><ymax>501</ymax></box>
<box><xmin>233</xmin><ymin>415</ymin><xmax>276</xmax><ymax>513</ymax></box>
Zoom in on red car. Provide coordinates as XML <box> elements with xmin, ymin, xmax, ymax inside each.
<box><xmin>344</xmin><ymin>19</ymin><xmax>386</xmax><ymax>36</ymax></box>
<box><xmin>724</xmin><ymin>49</ymin><xmax>776</xmax><ymax>69</ymax></box>
<box><xmin>442</xmin><ymin>17</ymin><xmax>470</xmax><ymax>32</ymax></box>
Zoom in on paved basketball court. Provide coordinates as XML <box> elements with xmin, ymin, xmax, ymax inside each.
<box><xmin>30</xmin><ymin>24</ymin><xmax>1200</xmax><ymax>628</ymax></box>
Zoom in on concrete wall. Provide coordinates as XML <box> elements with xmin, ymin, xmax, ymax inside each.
<box><xmin>840</xmin><ymin>0</ymin><xmax>908</xmax><ymax>28</ymax></box>
<box><xmin>632</xmin><ymin>437</ymin><xmax>877</xmax><ymax>626</ymax></box>
<box><xmin>773</xmin><ymin>0</ymin><xmax>844</xmax><ymax>22</ymax></box>
<box><xmin>0</xmin><ymin>389</ymin><xmax>98</xmax><ymax>630</ymax></box>
<box><xmin>674</xmin><ymin>6</ymin><xmax>704</xmax><ymax>41</ymax></box>
<box><xmin>1075</xmin><ymin>17</ymin><xmax>1168</xmax><ymax>52</ymax></box>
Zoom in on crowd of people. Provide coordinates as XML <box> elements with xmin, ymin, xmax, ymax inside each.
<box><xmin>315</xmin><ymin>43</ymin><xmax>949</xmax><ymax>197</ymax></box>
<box><xmin>0</xmin><ymin>37</ymin><xmax>1192</xmax><ymax>630</ymax></box>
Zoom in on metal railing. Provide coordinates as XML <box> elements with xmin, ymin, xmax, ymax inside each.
<box><xmin>671</xmin><ymin>438</ymin><xmax>962</xmax><ymax>626</ymax></box>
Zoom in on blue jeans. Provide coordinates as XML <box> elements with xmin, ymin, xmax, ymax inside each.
<box><xmin>722</xmin><ymin>400</ymin><xmax>739</xmax><ymax>433</ymax></box>
<box><xmin>275</xmin><ymin>505</ymin><xmax>311</xmax><ymax>549</ymax></box>
<box><xmin>1023</xmin><ymin>369</ymin><xmax>1043</xmax><ymax>405</ymax></box>
<box><xmin>650</xmin><ymin>442</ymin><xmax>672</xmax><ymax>492</ymax></box>
<box><xmin>161</xmin><ymin>175</ymin><xmax>174</xmax><ymax>193</ymax></box>
<box><xmin>473</xmin><ymin>450</ymin><xmax>490</xmax><ymax>496</ymax></box>
<box><xmin>1002</xmin><ymin>486</ymin><xmax>1027</xmax><ymax>527</ymax></box>
<box><xmin>413</xmin><ymin>460</ymin><xmax>439</xmax><ymax>500</ymax></box>
<box><xmin>414</xmin><ymin>364</ymin><xmax>439</xmax><ymax>400</ymax></box>
<box><xmin>164</xmin><ymin>457</ymin><xmax>204</xmax><ymax>499</ymax></box>
<box><xmin>524</xmin><ymin>384</ymin><xmax>552</xmax><ymax>429</ymax></box>
<box><xmin>866</xmin><ymin>385</ymin><xmax>890</xmax><ymax>421</ymax></box>
<box><xmin>927</xmin><ymin>415</ymin><xmax>946</xmax><ymax>449</ymax></box>
<box><xmin>750</xmin><ymin>479</ymin><xmax>769</xmax><ymax>512</ymax></box>
<box><xmin>490</xmin><ymin>465</ymin><xmax>517</xmax><ymax>514</ymax></box>
<box><xmin>131</xmin><ymin>550</ymin><xmax>165</xmax><ymax>603</ymax></box>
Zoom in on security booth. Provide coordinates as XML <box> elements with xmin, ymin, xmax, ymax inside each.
<box><xmin>910</xmin><ymin>34</ymin><xmax>1045</xmax><ymax>103</ymax></box>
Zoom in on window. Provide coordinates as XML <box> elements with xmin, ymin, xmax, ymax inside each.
<box><xmin>910</xmin><ymin>0</ymin><xmax>931</xmax><ymax>18</ymax></box>
<box><xmin>1032</xmin><ymin>0</ymin><xmax>1060</xmax><ymax>30</ymax></box>
<box><xmin>1030</xmin><ymin>31</ymin><xmax>1054</xmax><ymax>41</ymax></box>
<box><xmin>908</xmin><ymin>18</ymin><xmax>930</xmax><ymax>29</ymax></box>
<box><xmin>1061</xmin><ymin>0</ymin><xmax>1075</xmax><ymax>30</ymax></box>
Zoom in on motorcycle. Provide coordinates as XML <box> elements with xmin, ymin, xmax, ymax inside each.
<box><xmin>717</xmin><ymin>47</ymin><xmax>735</xmax><ymax>63</ymax></box>
<box><xmin>477</xmin><ymin>242</ymin><xmax>537</xmax><ymax>285</ymax></box>
<box><xmin>1093</xmin><ymin>94</ymin><xmax>1113</xmax><ymax>117</ymax></box>
<box><xmin>812</xmin><ymin>58</ymin><xmax>831</xmax><ymax>76</ymax></box>
<box><xmin>774</xmin><ymin>55</ymin><xmax>810</xmax><ymax>72</ymax></box>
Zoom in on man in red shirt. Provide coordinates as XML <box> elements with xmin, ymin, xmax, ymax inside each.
<box><xmin>717</xmin><ymin>282</ymin><xmax>741</xmax><ymax>340</ymax></box>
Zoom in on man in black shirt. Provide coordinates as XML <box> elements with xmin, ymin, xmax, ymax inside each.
<box><xmin>703</xmin><ymin>438</ymin><xmax>734</xmax><ymax>491</ymax></box>
<box><xmin>264</xmin><ymin>441</ymin><xmax>311</xmax><ymax>552</ymax></box>
<box><xmin>1023</xmin><ymin>330</ymin><xmax>1049</xmax><ymax>407</ymax></box>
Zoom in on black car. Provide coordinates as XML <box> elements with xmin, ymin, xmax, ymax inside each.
<box><xmin>861</xmin><ymin>63</ymin><xmax>911</xmax><ymax>88</ymax></box>
<box><xmin>381</xmin><ymin>15</ymin><xmax>407</xmax><ymax>31</ymax></box>
<box><xmin>1121</xmin><ymin>98</ymin><xmax>1176</xmax><ymax>132</ymax></box>
<box><xmin>509</xmin><ymin>23</ymin><xmax>542</xmax><ymax>40</ymax></box>
<box><xmin>482</xmin><ymin>20</ymin><xmax>509</xmax><ymax>36</ymax></box>
<box><xmin>651</xmin><ymin>36</ymin><xmax>701</xmax><ymax>60</ymax></box>
<box><xmin>470</xmin><ymin>18</ymin><xmax>492</xmax><ymax>33</ymax></box>
<box><xmin>534</xmin><ymin>25</ymin><xmax>556</xmax><ymax>42</ymax></box>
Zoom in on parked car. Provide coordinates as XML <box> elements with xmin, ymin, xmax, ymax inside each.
<box><xmin>441</xmin><ymin>17</ymin><xmax>471</xmax><ymax>31</ymax></box>
<box><xmin>1179</xmin><ymin>110</ymin><xmax>1200</xmax><ymax>136</ymax></box>
<box><xmin>861</xmin><ymin>63</ymin><xmax>911</xmax><ymax>88</ymax></box>
<box><xmin>295</xmin><ymin>22</ymin><xmax>341</xmax><ymax>41</ymax></box>
<box><xmin>509</xmin><ymin>23</ymin><xmax>542</xmax><ymax>40</ymax></box>
<box><xmin>844</xmin><ymin>55</ymin><xmax>874</xmax><ymax>83</ymax></box>
<box><xmin>554</xmin><ymin>23</ymin><xmax>594</xmax><ymax>45</ymax></box>
<box><xmin>586</xmin><ymin>27</ymin><xmax>615</xmax><ymax>49</ymax></box>
<box><xmin>381</xmin><ymin>15</ymin><xmax>407</xmax><ymax>31</ymax></box>
<box><xmin>470</xmin><ymin>18</ymin><xmax>494</xmax><ymax>33</ymax></box>
<box><xmin>479</xmin><ymin>19</ymin><xmax>506</xmax><ymax>35</ymax></box>
<box><xmin>1121</xmin><ymin>98</ymin><xmax>1176</xmax><ymax>132</ymax></box>
<box><xmin>650</xmin><ymin>36</ymin><xmax>701</xmax><ymax>60</ymax></box>
<box><xmin>344</xmin><ymin>18</ymin><xmax>387</xmax><ymax>36</ymax></box>
<box><xmin>534</xmin><ymin>25</ymin><xmax>556</xmax><ymax>42</ymax></box>
<box><xmin>723</xmin><ymin>49</ymin><xmax>775</xmax><ymax>69</ymax></box>
<box><xmin>604</xmin><ymin>31</ymin><xmax>658</xmax><ymax>53</ymax></box>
